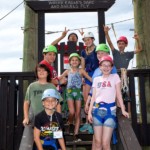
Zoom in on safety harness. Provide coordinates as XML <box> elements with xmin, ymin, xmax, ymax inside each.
<box><xmin>93</xmin><ymin>102</ymin><xmax>118</xmax><ymax>144</ymax></box>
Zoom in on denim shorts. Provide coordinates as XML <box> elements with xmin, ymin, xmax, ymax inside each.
<box><xmin>92</xmin><ymin>108</ymin><xmax>117</xmax><ymax>128</ymax></box>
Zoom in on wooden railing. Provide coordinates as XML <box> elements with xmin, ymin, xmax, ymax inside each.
<box><xmin>0</xmin><ymin>69</ymin><xmax>150</xmax><ymax>150</ymax></box>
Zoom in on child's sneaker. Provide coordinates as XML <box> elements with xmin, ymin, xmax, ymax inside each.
<box><xmin>79</xmin><ymin>123</ymin><xmax>89</xmax><ymax>132</ymax></box>
<box><xmin>87</xmin><ymin>124</ymin><xmax>94</xmax><ymax>134</ymax></box>
<box><xmin>73</xmin><ymin>134</ymin><xmax>82</xmax><ymax>142</ymax></box>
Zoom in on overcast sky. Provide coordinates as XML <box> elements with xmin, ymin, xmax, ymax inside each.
<box><xmin>0</xmin><ymin>0</ymin><xmax>134</xmax><ymax>72</ymax></box>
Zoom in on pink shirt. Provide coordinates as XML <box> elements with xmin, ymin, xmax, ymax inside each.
<box><xmin>92</xmin><ymin>74</ymin><xmax>120</xmax><ymax>104</ymax></box>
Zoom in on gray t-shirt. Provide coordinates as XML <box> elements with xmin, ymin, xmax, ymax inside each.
<box><xmin>25</xmin><ymin>81</ymin><xmax>63</xmax><ymax>115</ymax></box>
<box><xmin>112</xmin><ymin>49</ymin><xmax>134</xmax><ymax>69</ymax></box>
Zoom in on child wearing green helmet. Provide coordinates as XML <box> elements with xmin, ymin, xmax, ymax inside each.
<box><xmin>103</xmin><ymin>25</ymin><xmax>142</xmax><ymax>69</ymax></box>
<box><xmin>58</xmin><ymin>52</ymin><xmax>92</xmax><ymax>142</ymax></box>
<box><xmin>40</xmin><ymin>44</ymin><xmax>67</xmax><ymax>88</ymax></box>
<box><xmin>34</xmin><ymin>89</ymin><xmax>66</xmax><ymax>150</ymax></box>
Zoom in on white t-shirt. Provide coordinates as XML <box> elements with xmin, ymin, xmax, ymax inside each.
<box><xmin>92</xmin><ymin>74</ymin><xmax>120</xmax><ymax>104</ymax></box>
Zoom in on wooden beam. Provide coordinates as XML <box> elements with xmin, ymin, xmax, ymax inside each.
<box><xmin>26</xmin><ymin>0</ymin><xmax>115</xmax><ymax>12</ymax></box>
<box><xmin>97</xmin><ymin>10</ymin><xmax>105</xmax><ymax>43</ymax></box>
<box><xmin>38</xmin><ymin>12</ymin><xmax>45</xmax><ymax>62</ymax></box>
<box><xmin>117</xmin><ymin>108</ymin><xmax>142</xmax><ymax>150</ymax></box>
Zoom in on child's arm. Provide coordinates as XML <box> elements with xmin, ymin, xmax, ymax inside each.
<box><xmin>51</xmin><ymin>27</ymin><xmax>69</xmax><ymax>45</ymax></box>
<box><xmin>88</xmin><ymin>87</ymin><xmax>96</xmax><ymax>123</ymax></box>
<box><xmin>56</xmin><ymin>103</ymin><xmax>62</xmax><ymax>113</ymax></box>
<box><xmin>22</xmin><ymin>100</ymin><xmax>30</xmax><ymax>125</ymax></box>
<box><xmin>58</xmin><ymin>138</ymin><xmax>66</xmax><ymax>150</ymax></box>
<box><xmin>78</xmin><ymin>28</ymin><xmax>84</xmax><ymax>36</ymax></box>
<box><xmin>81</xmin><ymin>57</ymin><xmax>85</xmax><ymax>69</ymax></box>
<box><xmin>58</xmin><ymin>70</ymin><xmax>68</xmax><ymax>81</ymax></box>
<box><xmin>80</xmin><ymin>69</ymin><xmax>92</xmax><ymax>82</ymax></box>
<box><xmin>34</xmin><ymin>127</ymin><xmax>43</xmax><ymax>150</ymax></box>
<box><xmin>85</xmin><ymin>94</ymin><xmax>91</xmax><ymax>114</ymax></box>
<box><xmin>116</xmin><ymin>82</ymin><xmax>129</xmax><ymax>118</ymax></box>
<box><xmin>133</xmin><ymin>33</ymin><xmax>143</xmax><ymax>54</ymax></box>
<box><xmin>103</xmin><ymin>25</ymin><xmax>115</xmax><ymax>51</ymax></box>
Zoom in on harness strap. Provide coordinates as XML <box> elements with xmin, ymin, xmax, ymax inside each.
<box><xmin>94</xmin><ymin>102</ymin><xmax>116</xmax><ymax>114</ymax></box>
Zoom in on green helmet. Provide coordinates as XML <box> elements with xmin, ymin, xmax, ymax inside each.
<box><xmin>69</xmin><ymin>53</ymin><xmax>81</xmax><ymax>61</ymax></box>
<box><xmin>96</xmin><ymin>43</ymin><xmax>110</xmax><ymax>53</ymax></box>
<box><xmin>43</xmin><ymin>45</ymin><xmax>57</xmax><ymax>53</ymax></box>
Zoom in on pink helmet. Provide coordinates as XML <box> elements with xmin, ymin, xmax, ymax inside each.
<box><xmin>117</xmin><ymin>36</ymin><xmax>128</xmax><ymax>44</ymax></box>
<box><xmin>99</xmin><ymin>55</ymin><xmax>113</xmax><ymax>65</ymax></box>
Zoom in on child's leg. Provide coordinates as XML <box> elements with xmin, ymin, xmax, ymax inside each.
<box><xmin>93</xmin><ymin>126</ymin><xmax>103</xmax><ymax>150</ymax></box>
<box><xmin>102</xmin><ymin>126</ymin><xmax>113</xmax><ymax>150</ymax></box>
<box><xmin>83</xmin><ymin>84</ymin><xmax>91</xmax><ymax>121</ymax></box>
<box><xmin>83</xmin><ymin>84</ymin><xmax>91</xmax><ymax>105</ymax></box>
<box><xmin>92</xmin><ymin>135</ymin><xmax>95</xmax><ymax>150</ymax></box>
<box><xmin>67</xmin><ymin>100</ymin><xmax>75</xmax><ymax>124</ymax></box>
<box><xmin>74</xmin><ymin>100</ymin><xmax>81</xmax><ymax>135</ymax></box>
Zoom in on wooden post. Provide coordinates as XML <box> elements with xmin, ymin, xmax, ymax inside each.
<box><xmin>22</xmin><ymin>4</ymin><xmax>38</xmax><ymax>72</ymax></box>
<box><xmin>38</xmin><ymin>12</ymin><xmax>45</xmax><ymax>63</ymax></box>
<box><xmin>98</xmin><ymin>10</ymin><xmax>105</xmax><ymax>43</ymax></box>
<box><xmin>133</xmin><ymin>0</ymin><xmax>150</xmax><ymax>148</ymax></box>
<box><xmin>134</xmin><ymin>0</ymin><xmax>150</xmax><ymax>67</ymax></box>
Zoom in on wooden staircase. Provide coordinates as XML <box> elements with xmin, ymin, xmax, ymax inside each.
<box><xmin>63</xmin><ymin>108</ymin><xmax>142</xmax><ymax>150</ymax></box>
<box><xmin>64</xmin><ymin>124</ymin><xmax>93</xmax><ymax>150</ymax></box>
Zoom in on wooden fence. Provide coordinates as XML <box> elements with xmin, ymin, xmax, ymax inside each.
<box><xmin>0</xmin><ymin>69</ymin><xmax>150</xmax><ymax>150</ymax></box>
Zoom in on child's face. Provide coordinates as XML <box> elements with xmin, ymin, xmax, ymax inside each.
<box><xmin>117</xmin><ymin>41</ymin><xmax>127</xmax><ymax>51</ymax></box>
<box><xmin>44</xmin><ymin>52</ymin><xmax>56</xmax><ymax>64</ymax></box>
<box><xmin>68</xmin><ymin>34</ymin><xmax>78</xmax><ymax>42</ymax></box>
<box><xmin>97</xmin><ymin>51</ymin><xmax>108</xmax><ymax>61</ymax></box>
<box><xmin>100</xmin><ymin>61</ymin><xmax>113</xmax><ymax>75</ymax></box>
<box><xmin>42</xmin><ymin>97</ymin><xmax>57</xmax><ymax>110</ymax></box>
<box><xmin>37</xmin><ymin>67</ymin><xmax>48</xmax><ymax>79</ymax></box>
<box><xmin>83</xmin><ymin>37</ymin><xmax>94</xmax><ymax>47</ymax></box>
<box><xmin>70</xmin><ymin>56</ymin><xmax>80</xmax><ymax>67</ymax></box>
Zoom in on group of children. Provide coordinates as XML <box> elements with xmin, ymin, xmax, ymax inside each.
<box><xmin>22</xmin><ymin>25</ymin><xmax>142</xmax><ymax>150</ymax></box>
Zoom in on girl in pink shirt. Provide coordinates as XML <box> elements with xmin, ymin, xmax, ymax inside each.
<box><xmin>88</xmin><ymin>55</ymin><xmax>129</xmax><ymax>150</ymax></box>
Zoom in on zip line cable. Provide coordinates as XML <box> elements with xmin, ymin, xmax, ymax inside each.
<box><xmin>45</xmin><ymin>18</ymin><xmax>134</xmax><ymax>34</ymax></box>
<box><xmin>0</xmin><ymin>1</ymin><xmax>24</xmax><ymax>21</ymax></box>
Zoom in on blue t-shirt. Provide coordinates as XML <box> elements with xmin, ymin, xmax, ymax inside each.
<box><xmin>89</xmin><ymin>66</ymin><xmax>117</xmax><ymax>95</ymax></box>
<box><xmin>81</xmin><ymin>48</ymin><xmax>99</xmax><ymax>72</ymax></box>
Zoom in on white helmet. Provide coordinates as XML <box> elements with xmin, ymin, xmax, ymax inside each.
<box><xmin>82</xmin><ymin>32</ymin><xmax>95</xmax><ymax>41</ymax></box>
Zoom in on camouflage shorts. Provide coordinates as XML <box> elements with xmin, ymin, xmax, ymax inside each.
<box><xmin>66</xmin><ymin>88</ymin><xmax>83</xmax><ymax>101</ymax></box>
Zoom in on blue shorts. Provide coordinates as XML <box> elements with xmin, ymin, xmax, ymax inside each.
<box><xmin>84</xmin><ymin>71</ymin><xmax>94</xmax><ymax>86</ymax></box>
<box><xmin>92</xmin><ymin>108</ymin><xmax>116</xmax><ymax>129</ymax></box>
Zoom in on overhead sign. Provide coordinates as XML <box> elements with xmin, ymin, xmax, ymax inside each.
<box><xmin>26</xmin><ymin>0</ymin><xmax>115</xmax><ymax>12</ymax></box>
<box><xmin>48</xmin><ymin>0</ymin><xmax>95</xmax><ymax>9</ymax></box>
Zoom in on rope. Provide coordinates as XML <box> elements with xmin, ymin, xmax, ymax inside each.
<box><xmin>121</xmin><ymin>68</ymin><xmax>129</xmax><ymax>101</ymax></box>
<box><xmin>111</xmin><ymin>23</ymin><xmax>117</xmax><ymax>42</ymax></box>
